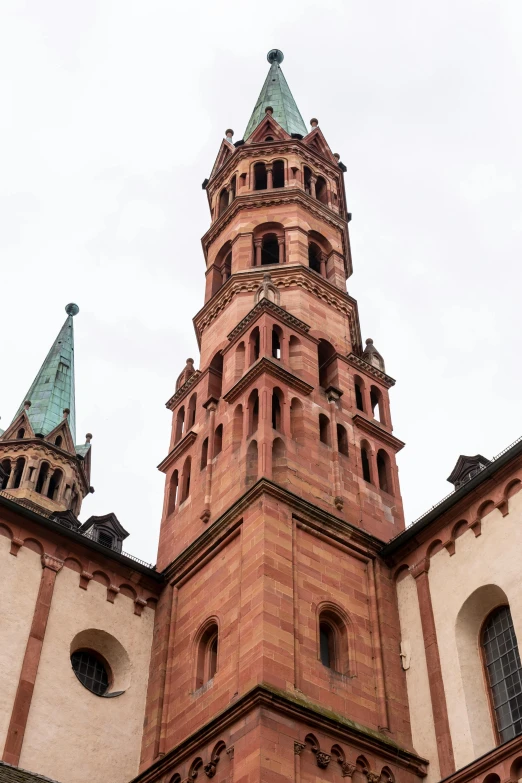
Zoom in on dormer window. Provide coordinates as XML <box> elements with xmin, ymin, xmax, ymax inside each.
<box><xmin>98</xmin><ymin>530</ymin><xmax>114</xmax><ymax>549</ymax></box>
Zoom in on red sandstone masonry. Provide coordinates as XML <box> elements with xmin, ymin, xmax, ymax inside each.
<box><xmin>139</xmin><ymin>112</ymin><xmax>419</xmax><ymax>783</ymax></box>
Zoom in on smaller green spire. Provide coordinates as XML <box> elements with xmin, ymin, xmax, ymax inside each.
<box><xmin>13</xmin><ymin>304</ymin><xmax>79</xmax><ymax>441</ymax></box>
<box><xmin>244</xmin><ymin>50</ymin><xmax>308</xmax><ymax>140</ymax></box>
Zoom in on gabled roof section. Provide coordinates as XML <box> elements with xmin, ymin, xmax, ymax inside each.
<box><xmin>0</xmin><ymin>410</ymin><xmax>35</xmax><ymax>442</ymax></box>
<box><xmin>210</xmin><ymin>138</ymin><xmax>235</xmax><ymax>180</ymax></box>
<box><xmin>303</xmin><ymin>126</ymin><xmax>337</xmax><ymax>163</ymax></box>
<box><xmin>11</xmin><ymin>304</ymin><xmax>79</xmax><ymax>442</ymax></box>
<box><xmin>244</xmin><ymin>50</ymin><xmax>308</xmax><ymax>140</ymax></box>
<box><xmin>246</xmin><ymin>113</ymin><xmax>291</xmax><ymax>145</ymax></box>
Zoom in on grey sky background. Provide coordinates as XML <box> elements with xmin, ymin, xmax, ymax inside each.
<box><xmin>1</xmin><ymin>1</ymin><xmax>521</xmax><ymax>564</ymax></box>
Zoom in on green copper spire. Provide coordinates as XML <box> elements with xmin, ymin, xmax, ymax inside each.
<box><xmin>13</xmin><ymin>304</ymin><xmax>79</xmax><ymax>441</ymax></box>
<box><xmin>244</xmin><ymin>50</ymin><xmax>308</xmax><ymax>140</ymax></box>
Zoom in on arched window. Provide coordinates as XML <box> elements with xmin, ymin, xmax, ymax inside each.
<box><xmin>187</xmin><ymin>393</ymin><xmax>197</xmax><ymax>429</ymax></box>
<box><xmin>254</xmin><ymin>162</ymin><xmax>267</xmax><ymax>190</ymax></box>
<box><xmin>248</xmin><ymin>389</ymin><xmax>259</xmax><ymax>436</ymax></box>
<box><xmin>337</xmin><ymin>424</ymin><xmax>349</xmax><ymax>457</ymax></box>
<box><xmin>361</xmin><ymin>442</ymin><xmax>372</xmax><ymax>483</ymax></box>
<box><xmin>315</xmin><ymin>176</ymin><xmax>328</xmax><ymax>205</ymax></box>
<box><xmin>377</xmin><ymin>449</ymin><xmax>392</xmax><ymax>494</ymax></box>
<box><xmin>246</xmin><ymin>440</ymin><xmax>258</xmax><ymax>486</ymax></box>
<box><xmin>35</xmin><ymin>462</ymin><xmax>49</xmax><ymax>494</ymax></box>
<box><xmin>482</xmin><ymin>606</ymin><xmax>522</xmax><ymax>742</ymax></box>
<box><xmin>230</xmin><ymin>175</ymin><xmax>236</xmax><ymax>201</ymax></box>
<box><xmin>200</xmin><ymin>438</ymin><xmax>208</xmax><ymax>470</ymax></box>
<box><xmin>271</xmin><ymin>387</ymin><xmax>283</xmax><ymax>431</ymax></box>
<box><xmin>272</xmin><ymin>160</ymin><xmax>285</xmax><ymax>188</ymax></box>
<box><xmin>318</xmin><ymin>607</ymin><xmax>349</xmax><ymax>674</ymax></box>
<box><xmin>209</xmin><ymin>352</ymin><xmax>223</xmax><ymax>398</ymax></box>
<box><xmin>272</xmin><ymin>437</ymin><xmax>286</xmax><ymax>483</ymax></box>
<box><xmin>175</xmin><ymin>406</ymin><xmax>185</xmax><ymax>443</ymax></box>
<box><xmin>308</xmin><ymin>242</ymin><xmax>322</xmax><ymax>275</ymax></box>
<box><xmin>272</xmin><ymin>325</ymin><xmax>282</xmax><ymax>360</ymax></box>
<box><xmin>167</xmin><ymin>470</ymin><xmax>179</xmax><ymax>515</ymax></box>
<box><xmin>319</xmin><ymin>413</ymin><xmax>330</xmax><ymax>446</ymax></box>
<box><xmin>354</xmin><ymin>376</ymin><xmax>365</xmax><ymax>412</ymax></box>
<box><xmin>214</xmin><ymin>424</ymin><xmax>223</xmax><ymax>456</ymax></box>
<box><xmin>196</xmin><ymin>621</ymin><xmax>219</xmax><ymax>689</ymax></box>
<box><xmin>290</xmin><ymin>397</ymin><xmax>305</xmax><ymax>443</ymax></box>
<box><xmin>289</xmin><ymin>335</ymin><xmax>302</xmax><ymax>372</ymax></box>
<box><xmin>318</xmin><ymin>339</ymin><xmax>337</xmax><ymax>389</ymax></box>
<box><xmin>370</xmin><ymin>386</ymin><xmax>383</xmax><ymax>423</ymax></box>
<box><xmin>218</xmin><ymin>188</ymin><xmax>228</xmax><ymax>216</ymax></box>
<box><xmin>249</xmin><ymin>327</ymin><xmax>260</xmax><ymax>364</ymax></box>
<box><xmin>261</xmin><ymin>233</ymin><xmax>279</xmax><ymax>265</ymax></box>
<box><xmin>180</xmin><ymin>456</ymin><xmax>191</xmax><ymax>503</ymax></box>
<box><xmin>0</xmin><ymin>460</ymin><xmax>11</xmax><ymax>490</ymax></box>
<box><xmin>47</xmin><ymin>468</ymin><xmax>62</xmax><ymax>500</ymax></box>
<box><xmin>55</xmin><ymin>435</ymin><xmax>63</xmax><ymax>447</ymax></box>
<box><xmin>233</xmin><ymin>404</ymin><xmax>243</xmax><ymax>450</ymax></box>
<box><xmin>17</xmin><ymin>428</ymin><xmax>25</xmax><ymax>439</ymax></box>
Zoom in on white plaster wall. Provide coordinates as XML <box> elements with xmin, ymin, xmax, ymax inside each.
<box><xmin>0</xmin><ymin>537</ymin><xmax>42</xmax><ymax>749</ymax></box>
<box><xmin>428</xmin><ymin>489</ymin><xmax>522</xmax><ymax>770</ymax></box>
<box><xmin>19</xmin><ymin>566</ymin><xmax>155</xmax><ymax>783</ymax></box>
<box><xmin>396</xmin><ymin>572</ymin><xmax>440</xmax><ymax>783</ymax></box>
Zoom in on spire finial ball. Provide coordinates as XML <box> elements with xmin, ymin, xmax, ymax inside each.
<box><xmin>267</xmin><ymin>49</ymin><xmax>284</xmax><ymax>65</ymax></box>
<box><xmin>366</xmin><ymin>338</ymin><xmax>374</xmax><ymax>345</ymax></box>
<box><xmin>65</xmin><ymin>303</ymin><xmax>79</xmax><ymax>317</ymax></box>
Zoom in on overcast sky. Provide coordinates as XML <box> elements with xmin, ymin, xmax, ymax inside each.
<box><xmin>1</xmin><ymin>1</ymin><xmax>521</xmax><ymax>564</ymax></box>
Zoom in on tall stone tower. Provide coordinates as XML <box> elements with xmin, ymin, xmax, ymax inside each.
<box><xmin>138</xmin><ymin>51</ymin><xmax>425</xmax><ymax>783</ymax></box>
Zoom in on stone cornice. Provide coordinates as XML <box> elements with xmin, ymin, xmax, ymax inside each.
<box><xmin>201</xmin><ymin>188</ymin><xmax>351</xmax><ymax>276</ymax></box>
<box><xmin>130</xmin><ymin>683</ymin><xmax>427</xmax><ymax>783</ymax></box>
<box><xmin>165</xmin><ymin>370</ymin><xmax>202</xmax><ymax>411</ymax></box>
<box><xmin>157</xmin><ymin>431</ymin><xmax>197</xmax><ymax>474</ymax></box>
<box><xmin>0</xmin><ymin>491</ymin><xmax>161</xmax><ymax>580</ymax></box>
<box><xmin>352</xmin><ymin>415</ymin><xmax>405</xmax><ymax>453</ymax></box>
<box><xmin>346</xmin><ymin>353</ymin><xmax>396</xmax><ymax>389</ymax></box>
<box><xmin>162</xmin><ymin>479</ymin><xmax>387</xmax><ymax>585</ymax></box>
<box><xmin>222</xmin><ymin>356</ymin><xmax>314</xmax><ymax>403</ymax></box>
<box><xmin>226</xmin><ymin>298</ymin><xmax>311</xmax><ymax>345</ymax></box>
<box><xmin>193</xmin><ymin>265</ymin><xmax>361</xmax><ymax>351</ymax></box>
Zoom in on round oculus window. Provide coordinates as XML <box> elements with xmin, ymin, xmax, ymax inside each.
<box><xmin>71</xmin><ymin>650</ymin><xmax>110</xmax><ymax>696</ymax></box>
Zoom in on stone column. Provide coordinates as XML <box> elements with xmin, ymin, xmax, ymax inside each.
<box><xmin>310</xmin><ymin>175</ymin><xmax>317</xmax><ymax>199</ymax></box>
<box><xmin>228</xmin><ymin>187</ymin><xmax>233</xmax><ymax>205</ymax></box>
<box><xmin>277</xmin><ymin>236</ymin><xmax>285</xmax><ymax>264</ymax></box>
<box><xmin>327</xmin><ymin>388</ymin><xmax>343</xmax><ymax>510</ymax></box>
<box><xmin>3</xmin><ymin>554</ymin><xmax>64</xmax><ymax>766</ymax></box>
<box><xmin>254</xmin><ymin>239</ymin><xmax>262</xmax><ymax>267</ymax></box>
<box><xmin>201</xmin><ymin>399</ymin><xmax>218</xmax><ymax>523</ymax></box>
<box><xmin>6</xmin><ymin>460</ymin><xmax>17</xmax><ymax>489</ymax></box>
<box><xmin>319</xmin><ymin>252</ymin><xmax>327</xmax><ymax>278</ymax></box>
<box><xmin>266</xmin><ymin>165</ymin><xmax>273</xmax><ymax>190</ymax></box>
<box><xmin>411</xmin><ymin>557</ymin><xmax>455</xmax><ymax>778</ymax></box>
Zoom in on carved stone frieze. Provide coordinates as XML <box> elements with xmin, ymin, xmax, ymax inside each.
<box><xmin>194</xmin><ymin>266</ymin><xmax>359</xmax><ymax>348</ymax></box>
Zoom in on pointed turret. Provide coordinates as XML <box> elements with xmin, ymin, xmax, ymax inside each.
<box><xmin>12</xmin><ymin>303</ymin><xmax>78</xmax><ymax>441</ymax></box>
<box><xmin>0</xmin><ymin>304</ymin><xmax>92</xmax><ymax>517</ymax></box>
<box><xmin>244</xmin><ymin>49</ymin><xmax>308</xmax><ymax>140</ymax></box>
